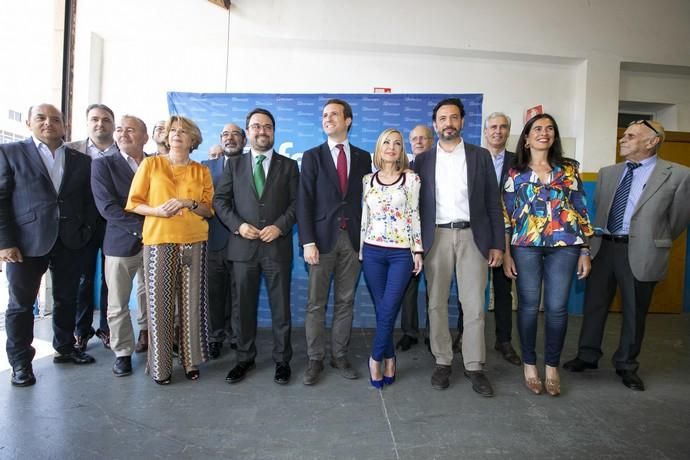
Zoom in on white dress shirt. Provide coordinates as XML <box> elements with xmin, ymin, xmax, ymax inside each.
<box><xmin>435</xmin><ymin>140</ymin><xmax>470</xmax><ymax>223</ymax></box>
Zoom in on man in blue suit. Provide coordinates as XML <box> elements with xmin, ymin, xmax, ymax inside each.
<box><xmin>414</xmin><ymin>98</ymin><xmax>505</xmax><ymax>396</ymax></box>
<box><xmin>0</xmin><ymin>103</ymin><xmax>98</xmax><ymax>386</ymax></box>
<box><xmin>91</xmin><ymin>115</ymin><xmax>149</xmax><ymax>377</ymax></box>
<box><xmin>202</xmin><ymin>122</ymin><xmax>246</xmax><ymax>359</ymax></box>
<box><xmin>297</xmin><ymin>99</ymin><xmax>372</xmax><ymax>385</ymax></box>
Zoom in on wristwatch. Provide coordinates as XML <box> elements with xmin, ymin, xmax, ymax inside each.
<box><xmin>190</xmin><ymin>200</ymin><xmax>198</xmax><ymax>210</ymax></box>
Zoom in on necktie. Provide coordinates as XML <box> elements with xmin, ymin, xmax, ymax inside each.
<box><xmin>254</xmin><ymin>154</ymin><xmax>266</xmax><ymax>197</ymax></box>
<box><xmin>336</xmin><ymin>144</ymin><xmax>347</xmax><ymax>197</ymax></box>
<box><xmin>607</xmin><ymin>162</ymin><xmax>641</xmax><ymax>233</ymax></box>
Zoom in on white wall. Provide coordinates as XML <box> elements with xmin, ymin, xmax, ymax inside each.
<box><xmin>65</xmin><ymin>0</ymin><xmax>690</xmax><ymax>170</ymax></box>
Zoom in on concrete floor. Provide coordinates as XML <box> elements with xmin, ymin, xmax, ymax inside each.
<box><xmin>0</xmin><ymin>313</ymin><xmax>689</xmax><ymax>460</ymax></box>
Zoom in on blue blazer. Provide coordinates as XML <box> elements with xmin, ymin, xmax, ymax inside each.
<box><xmin>0</xmin><ymin>138</ymin><xmax>97</xmax><ymax>256</ymax></box>
<box><xmin>90</xmin><ymin>153</ymin><xmax>145</xmax><ymax>257</ymax></box>
<box><xmin>413</xmin><ymin>143</ymin><xmax>505</xmax><ymax>259</ymax></box>
<box><xmin>202</xmin><ymin>157</ymin><xmax>231</xmax><ymax>252</ymax></box>
<box><xmin>297</xmin><ymin>142</ymin><xmax>372</xmax><ymax>253</ymax></box>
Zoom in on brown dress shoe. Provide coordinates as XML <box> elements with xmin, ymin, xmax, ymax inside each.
<box><xmin>135</xmin><ymin>330</ymin><xmax>148</xmax><ymax>353</ymax></box>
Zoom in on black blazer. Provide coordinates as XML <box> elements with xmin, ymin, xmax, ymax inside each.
<box><xmin>296</xmin><ymin>142</ymin><xmax>372</xmax><ymax>253</ymax></box>
<box><xmin>0</xmin><ymin>138</ymin><xmax>97</xmax><ymax>256</ymax></box>
<box><xmin>90</xmin><ymin>153</ymin><xmax>145</xmax><ymax>257</ymax></box>
<box><xmin>414</xmin><ymin>142</ymin><xmax>505</xmax><ymax>259</ymax></box>
<box><xmin>202</xmin><ymin>157</ymin><xmax>231</xmax><ymax>252</ymax></box>
<box><xmin>213</xmin><ymin>151</ymin><xmax>299</xmax><ymax>262</ymax></box>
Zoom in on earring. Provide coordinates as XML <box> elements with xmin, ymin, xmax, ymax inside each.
<box><xmin>524</xmin><ymin>143</ymin><xmax>530</xmax><ymax>149</ymax></box>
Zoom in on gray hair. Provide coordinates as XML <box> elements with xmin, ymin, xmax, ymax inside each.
<box><xmin>483</xmin><ymin>112</ymin><xmax>512</xmax><ymax>130</ymax></box>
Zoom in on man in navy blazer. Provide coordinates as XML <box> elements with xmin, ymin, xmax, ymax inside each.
<box><xmin>201</xmin><ymin>122</ymin><xmax>246</xmax><ymax>359</ymax></box>
<box><xmin>214</xmin><ymin>109</ymin><xmax>299</xmax><ymax>385</ymax></box>
<box><xmin>414</xmin><ymin>98</ymin><xmax>504</xmax><ymax>396</ymax></box>
<box><xmin>91</xmin><ymin>115</ymin><xmax>149</xmax><ymax>377</ymax></box>
<box><xmin>0</xmin><ymin>103</ymin><xmax>98</xmax><ymax>386</ymax></box>
<box><xmin>297</xmin><ymin>99</ymin><xmax>372</xmax><ymax>385</ymax></box>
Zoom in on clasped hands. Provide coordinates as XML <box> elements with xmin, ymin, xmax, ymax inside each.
<box><xmin>239</xmin><ymin>223</ymin><xmax>281</xmax><ymax>243</ymax></box>
<box><xmin>154</xmin><ymin>198</ymin><xmax>194</xmax><ymax>217</ymax></box>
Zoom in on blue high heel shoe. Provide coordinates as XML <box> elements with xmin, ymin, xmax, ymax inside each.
<box><xmin>369</xmin><ymin>357</ymin><xmax>384</xmax><ymax>389</ymax></box>
<box><xmin>383</xmin><ymin>356</ymin><xmax>396</xmax><ymax>385</ymax></box>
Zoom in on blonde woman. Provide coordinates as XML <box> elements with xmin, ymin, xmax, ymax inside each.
<box><xmin>360</xmin><ymin>128</ymin><xmax>423</xmax><ymax>389</ymax></box>
<box><xmin>126</xmin><ymin>115</ymin><xmax>213</xmax><ymax>384</ymax></box>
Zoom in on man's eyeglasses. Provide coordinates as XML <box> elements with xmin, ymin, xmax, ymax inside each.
<box><xmin>629</xmin><ymin>119</ymin><xmax>660</xmax><ymax>137</ymax></box>
<box><xmin>248</xmin><ymin>123</ymin><xmax>274</xmax><ymax>132</ymax></box>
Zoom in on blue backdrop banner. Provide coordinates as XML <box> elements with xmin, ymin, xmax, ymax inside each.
<box><xmin>167</xmin><ymin>92</ymin><xmax>484</xmax><ymax>165</ymax></box>
<box><xmin>166</xmin><ymin>92</ymin><xmax>483</xmax><ymax>327</ymax></box>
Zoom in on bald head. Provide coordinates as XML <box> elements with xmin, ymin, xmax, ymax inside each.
<box><xmin>26</xmin><ymin>104</ymin><xmax>65</xmax><ymax>150</ymax></box>
<box><xmin>409</xmin><ymin>125</ymin><xmax>434</xmax><ymax>156</ymax></box>
<box><xmin>220</xmin><ymin>122</ymin><xmax>247</xmax><ymax>157</ymax></box>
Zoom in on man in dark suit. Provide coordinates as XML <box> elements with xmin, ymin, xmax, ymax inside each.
<box><xmin>202</xmin><ymin>122</ymin><xmax>246</xmax><ymax>359</ymax></box>
<box><xmin>451</xmin><ymin>113</ymin><xmax>521</xmax><ymax>364</ymax></box>
<box><xmin>297</xmin><ymin>99</ymin><xmax>372</xmax><ymax>385</ymax></box>
<box><xmin>215</xmin><ymin>108</ymin><xmax>299</xmax><ymax>385</ymax></box>
<box><xmin>564</xmin><ymin>120</ymin><xmax>690</xmax><ymax>391</ymax></box>
<box><xmin>91</xmin><ymin>115</ymin><xmax>149</xmax><ymax>377</ymax></box>
<box><xmin>1</xmin><ymin>103</ymin><xmax>98</xmax><ymax>387</ymax></box>
<box><xmin>414</xmin><ymin>98</ymin><xmax>504</xmax><ymax>396</ymax></box>
<box><xmin>67</xmin><ymin>103</ymin><xmax>118</xmax><ymax>352</ymax></box>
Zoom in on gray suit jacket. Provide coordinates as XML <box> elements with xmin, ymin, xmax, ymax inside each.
<box><xmin>590</xmin><ymin>158</ymin><xmax>690</xmax><ymax>281</ymax></box>
<box><xmin>213</xmin><ymin>151</ymin><xmax>299</xmax><ymax>262</ymax></box>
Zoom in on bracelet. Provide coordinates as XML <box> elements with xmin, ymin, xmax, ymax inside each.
<box><xmin>580</xmin><ymin>249</ymin><xmax>591</xmax><ymax>256</ymax></box>
<box><xmin>190</xmin><ymin>200</ymin><xmax>198</xmax><ymax>210</ymax></box>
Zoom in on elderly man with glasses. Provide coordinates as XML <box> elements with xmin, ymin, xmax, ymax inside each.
<box><xmin>563</xmin><ymin>120</ymin><xmax>690</xmax><ymax>391</ymax></box>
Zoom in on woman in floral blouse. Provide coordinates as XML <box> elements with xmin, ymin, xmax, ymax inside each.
<box><xmin>503</xmin><ymin>114</ymin><xmax>593</xmax><ymax>396</ymax></box>
<box><xmin>360</xmin><ymin>128</ymin><xmax>423</xmax><ymax>389</ymax></box>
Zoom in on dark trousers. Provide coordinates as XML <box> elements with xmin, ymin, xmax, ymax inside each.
<box><xmin>232</xmin><ymin>256</ymin><xmax>292</xmax><ymax>364</ymax></box>
<box><xmin>455</xmin><ymin>266</ymin><xmax>513</xmax><ymax>342</ymax></box>
<box><xmin>512</xmin><ymin>246</ymin><xmax>580</xmax><ymax>367</ymax></box>
<box><xmin>362</xmin><ymin>244</ymin><xmax>413</xmax><ymax>361</ymax></box>
<box><xmin>400</xmin><ymin>274</ymin><xmax>421</xmax><ymax>338</ymax></box>
<box><xmin>5</xmin><ymin>240</ymin><xmax>82</xmax><ymax>368</ymax></box>
<box><xmin>75</xmin><ymin>235</ymin><xmax>108</xmax><ymax>335</ymax></box>
<box><xmin>207</xmin><ymin>248</ymin><xmax>235</xmax><ymax>344</ymax></box>
<box><xmin>577</xmin><ymin>240</ymin><xmax>656</xmax><ymax>371</ymax></box>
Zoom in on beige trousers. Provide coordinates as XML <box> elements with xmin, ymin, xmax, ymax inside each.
<box><xmin>425</xmin><ymin>227</ymin><xmax>487</xmax><ymax>371</ymax></box>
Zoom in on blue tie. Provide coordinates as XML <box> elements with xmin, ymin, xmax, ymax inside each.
<box><xmin>607</xmin><ymin>162</ymin><xmax>641</xmax><ymax>233</ymax></box>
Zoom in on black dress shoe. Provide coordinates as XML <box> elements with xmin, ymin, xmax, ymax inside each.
<box><xmin>396</xmin><ymin>335</ymin><xmax>418</xmax><ymax>351</ymax></box>
<box><xmin>209</xmin><ymin>342</ymin><xmax>223</xmax><ymax>360</ymax></box>
<box><xmin>616</xmin><ymin>369</ymin><xmax>645</xmax><ymax>391</ymax></box>
<box><xmin>464</xmin><ymin>370</ymin><xmax>494</xmax><ymax>397</ymax></box>
<box><xmin>53</xmin><ymin>350</ymin><xmax>96</xmax><ymax>365</ymax></box>
<box><xmin>495</xmin><ymin>341</ymin><xmax>522</xmax><ymax>366</ymax></box>
<box><xmin>11</xmin><ymin>365</ymin><xmax>36</xmax><ymax>387</ymax></box>
<box><xmin>225</xmin><ymin>361</ymin><xmax>255</xmax><ymax>383</ymax></box>
<box><xmin>96</xmin><ymin>328</ymin><xmax>111</xmax><ymax>349</ymax></box>
<box><xmin>431</xmin><ymin>364</ymin><xmax>452</xmax><ymax>390</ymax></box>
<box><xmin>113</xmin><ymin>356</ymin><xmax>132</xmax><ymax>377</ymax></box>
<box><xmin>274</xmin><ymin>362</ymin><xmax>291</xmax><ymax>385</ymax></box>
<box><xmin>74</xmin><ymin>328</ymin><xmax>95</xmax><ymax>353</ymax></box>
<box><xmin>563</xmin><ymin>357</ymin><xmax>598</xmax><ymax>372</ymax></box>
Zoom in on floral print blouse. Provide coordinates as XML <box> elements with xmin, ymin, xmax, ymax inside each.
<box><xmin>503</xmin><ymin>163</ymin><xmax>593</xmax><ymax>247</ymax></box>
<box><xmin>360</xmin><ymin>171</ymin><xmax>423</xmax><ymax>256</ymax></box>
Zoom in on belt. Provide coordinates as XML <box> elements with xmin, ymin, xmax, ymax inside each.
<box><xmin>436</xmin><ymin>221</ymin><xmax>471</xmax><ymax>229</ymax></box>
<box><xmin>601</xmin><ymin>234</ymin><xmax>629</xmax><ymax>243</ymax></box>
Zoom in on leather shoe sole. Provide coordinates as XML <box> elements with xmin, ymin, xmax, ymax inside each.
<box><xmin>464</xmin><ymin>370</ymin><xmax>494</xmax><ymax>397</ymax></box>
<box><xmin>11</xmin><ymin>366</ymin><xmax>36</xmax><ymax>387</ymax></box>
<box><xmin>225</xmin><ymin>362</ymin><xmax>256</xmax><ymax>384</ymax></box>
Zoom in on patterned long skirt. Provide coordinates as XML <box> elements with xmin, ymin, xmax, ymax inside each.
<box><xmin>143</xmin><ymin>242</ymin><xmax>209</xmax><ymax>382</ymax></box>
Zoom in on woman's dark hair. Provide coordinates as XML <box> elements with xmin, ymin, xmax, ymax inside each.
<box><xmin>512</xmin><ymin>113</ymin><xmax>577</xmax><ymax>171</ymax></box>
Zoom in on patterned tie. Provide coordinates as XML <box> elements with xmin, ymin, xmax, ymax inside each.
<box><xmin>607</xmin><ymin>162</ymin><xmax>641</xmax><ymax>233</ymax></box>
<box><xmin>336</xmin><ymin>144</ymin><xmax>348</xmax><ymax>197</ymax></box>
<box><xmin>254</xmin><ymin>154</ymin><xmax>266</xmax><ymax>197</ymax></box>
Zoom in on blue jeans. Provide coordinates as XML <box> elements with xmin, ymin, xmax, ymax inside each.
<box><xmin>511</xmin><ymin>246</ymin><xmax>580</xmax><ymax>367</ymax></box>
<box><xmin>361</xmin><ymin>244</ymin><xmax>414</xmax><ymax>361</ymax></box>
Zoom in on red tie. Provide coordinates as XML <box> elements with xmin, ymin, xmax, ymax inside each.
<box><xmin>336</xmin><ymin>144</ymin><xmax>347</xmax><ymax>197</ymax></box>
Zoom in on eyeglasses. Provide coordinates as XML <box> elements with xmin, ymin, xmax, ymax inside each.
<box><xmin>248</xmin><ymin>123</ymin><xmax>274</xmax><ymax>132</ymax></box>
<box><xmin>629</xmin><ymin>120</ymin><xmax>660</xmax><ymax>137</ymax></box>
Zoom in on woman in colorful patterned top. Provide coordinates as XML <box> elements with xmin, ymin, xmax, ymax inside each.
<box><xmin>360</xmin><ymin>128</ymin><xmax>423</xmax><ymax>389</ymax></box>
<box><xmin>126</xmin><ymin>115</ymin><xmax>214</xmax><ymax>385</ymax></box>
<box><xmin>503</xmin><ymin>114</ymin><xmax>593</xmax><ymax>396</ymax></box>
